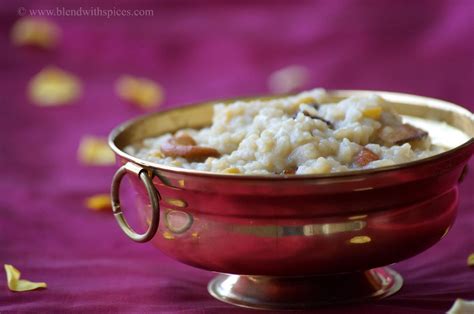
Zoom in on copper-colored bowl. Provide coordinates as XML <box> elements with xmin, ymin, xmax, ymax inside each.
<box><xmin>109</xmin><ymin>90</ymin><xmax>474</xmax><ymax>309</ymax></box>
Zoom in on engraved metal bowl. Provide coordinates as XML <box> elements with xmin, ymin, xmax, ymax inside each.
<box><xmin>108</xmin><ymin>90</ymin><xmax>474</xmax><ymax>310</ymax></box>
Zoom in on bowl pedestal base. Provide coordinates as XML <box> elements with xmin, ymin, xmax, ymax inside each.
<box><xmin>208</xmin><ymin>267</ymin><xmax>402</xmax><ymax>310</ymax></box>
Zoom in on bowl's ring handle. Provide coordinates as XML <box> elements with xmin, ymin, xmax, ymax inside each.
<box><xmin>111</xmin><ymin>162</ymin><xmax>160</xmax><ymax>243</ymax></box>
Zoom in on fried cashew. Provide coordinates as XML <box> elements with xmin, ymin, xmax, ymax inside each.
<box><xmin>378</xmin><ymin>123</ymin><xmax>428</xmax><ymax>146</ymax></box>
<box><xmin>172</xmin><ymin>133</ymin><xmax>197</xmax><ymax>146</ymax></box>
<box><xmin>354</xmin><ymin>147</ymin><xmax>380</xmax><ymax>167</ymax></box>
<box><xmin>282</xmin><ymin>166</ymin><xmax>297</xmax><ymax>175</ymax></box>
<box><xmin>161</xmin><ymin>134</ymin><xmax>220</xmax><ymax>162</ymax></box>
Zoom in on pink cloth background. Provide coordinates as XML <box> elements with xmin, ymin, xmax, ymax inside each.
<box><xmin>0</xmin><ymin>0</ymin><xmax>473</xmax><ymax>313</ymax></box>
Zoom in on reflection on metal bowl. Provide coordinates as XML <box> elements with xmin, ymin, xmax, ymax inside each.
<box><xmin>109</xmin><ymin>90</ymin><xmax>474</xmax><ymax>309</ymax></box>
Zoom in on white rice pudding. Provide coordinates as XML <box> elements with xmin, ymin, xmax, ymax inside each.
<box><xmin>126</xmin><ymin>88</ymin><xmax>444</xmax><ymax>175</ymax></box>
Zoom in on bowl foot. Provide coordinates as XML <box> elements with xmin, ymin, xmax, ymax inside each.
<box><xmin>207</xmin><ymin>267</ymin><xmax>402</xmax><ymax>310</ymax></box>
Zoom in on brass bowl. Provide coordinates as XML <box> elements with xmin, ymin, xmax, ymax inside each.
<box><xmin>108</xmin><ymin>90</ymin><xmax>474</xmax><ymax>310</ymax></box>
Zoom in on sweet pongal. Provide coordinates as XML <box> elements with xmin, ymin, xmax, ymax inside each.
<box><xmin>126</xmin><ymin>89</ymin><xmax>443</xmax><ymax>174</ymax></box>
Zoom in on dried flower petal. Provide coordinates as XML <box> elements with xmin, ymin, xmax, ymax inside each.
<box><xmin>85</xmin><ymin>194</ymin><xmax>111</xmax><ymax>211</ymax></box>
<box><xmin>221</xmin><ymin>167</ymin><xmax>240</xmax><ymax>174</ymax></box>
<box><xmin>115</xmin><ymin>75</ymin><xmax>164</xmax><ymax>109</ymax></box>
<box><xmin>468</xmin><ymin>253</ymin><xmax>474</xmax><ymax>267</ymax></box>
<box><xmin>29</xmin><ymin>66</ymin><xmax>82</xmax><ymax>106</ymax></box>
<box><xmin>447</xmin><ymin>299</ymin><xmax>474</xmax><ymax>314</ymax></box>
<box><xmin>349</xmin><ymin>236</ymin><xmax>371</xmax><ymax>244</ymax></box>
<box><xmin>268</xmin><ymin>65</ymin><xmax>309</xmax><ymax>94</ymax></box>
<box><xmin>11</xmin><ymin>18</ymin><xmax>61</xmax><ymax>49</ymax></box>
<box><xmin>4</xmin><ymin>264</ymin><xmax>47</xmax><ymax>292</ymax></box>
<box><xmin>78</xmin><ymin>136</ymin><xmax>115</xmax><ymax>166</ymax></box>
<box><xmin>362</xmin><ymin>106</ymin><xmax>382</xmax><ymax>119</ymax></box>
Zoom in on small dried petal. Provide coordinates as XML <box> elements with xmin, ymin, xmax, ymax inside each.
<box><xmin>447</xmin><ymin>299</ymin><xmax>474</xmax><ymax>314</ymax></box>
<box><xmin>85</xmin><ymin>194</ymin><xmax>111</xmax><ymax>211</ymax></box>
<box><xmin>268</xmin><ymin>65</ymin><xmax>309</xmax><ymax>94</ymax></box>
<box><xmin>222</xmin><ymin>167</ymin><xmax>240</xmax><ymax>174</ymax></box>
<box><xmin>468</xmin><ymin>253</ymin><xmax>474</xmax><ymax>267</ymax></box>
<box><xmin>4</xmin><ymin>264</ymin><xmax>47</xmax><ymax>292</ymax></box>
<box><xmin>78</xmin><ymin>136</ymin><xmax>115</xmax><ymax>166</ymax></box>
<box><xmin>11</xmin><ymin>18</ymin><xmax>61</xmax><ymax>49</ymax></box>
<box><xmin>362</xmin><ymin>106</ymin><xmax>382</xmax><ymax>119</ymax></box>
<box><xmin>29</xmin><ymin>66</ymin><xmax>82</xmax><ymax>106</ymax></box>
<box><xmin>349</xmin><ymin>236</ymin><xmax>371</xmax><ymax>244</ymax></box>
<box><xmin>354</xmin><ymin>148</ymin><xmax>379</xmax><ymax>167</ymax></box>
<box><xmin>116</xmin><ymin>75</ymin><xmax>164</xmax><ymax>109</ymax></box>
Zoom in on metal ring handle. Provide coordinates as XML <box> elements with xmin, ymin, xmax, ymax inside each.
<box><xmin>111</xmin><ymin>162</ymin><xmax>160</xmax><ymax>243</ymax></box>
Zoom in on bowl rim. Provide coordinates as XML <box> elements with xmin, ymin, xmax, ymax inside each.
<box><xmin>109</xmin><ymin>90</ymin><xmax>474</xmax><ymax>180</ymax></box>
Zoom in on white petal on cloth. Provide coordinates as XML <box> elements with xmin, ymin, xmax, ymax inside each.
<box><xmin>447</xmin><ymin>299</ymin><xmax>474</xmax><ymax>314</ymax></box>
